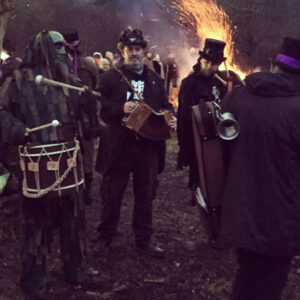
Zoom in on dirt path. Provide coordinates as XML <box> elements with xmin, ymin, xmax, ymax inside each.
<box><xmin>0</xmin><ymin>139</ymin><xmax>299</xmax><ymax>299</ymax></box>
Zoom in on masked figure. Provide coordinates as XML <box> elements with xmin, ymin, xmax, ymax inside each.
<box><xmin>0</xmin><ymin>30</ymin><xmax>99</xmax><ymax>298</ymax></box>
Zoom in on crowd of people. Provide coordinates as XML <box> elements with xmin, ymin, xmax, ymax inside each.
<box><xmin>86</xmin><ymin>45</ymin><xmax>179</xmax><ymax>100</ymax></box>
<box><xmin>0</xmin><ymin>26</ymin><xmax>299</xmax><ymax>300</ymax></box>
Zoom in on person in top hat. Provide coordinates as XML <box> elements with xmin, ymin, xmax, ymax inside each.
<box><xmin>199</xmin><ymin>38</ymin><xmax>227</xmax><ymax>66</ymax></box>
<box><xmin>177</xmin><ymin>38</ymin><xmax>242</xmax><ymax>203</ymax></box>
<box><xmin>62</xmin><ymin>29</ymin><xmax>102</xmax><ymax>204</ymax></box>
<box><xmin>93</xmin><ymin>28</ymin><xmax>176</xmax><ymax>259</ymax></box>
<box><xmin>219</xmin><ymin>37</ymin><xmax>300</xmax><ymax>300</ymax></box>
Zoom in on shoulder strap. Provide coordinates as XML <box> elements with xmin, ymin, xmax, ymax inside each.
<box><xmin>115</xmin><ymin>67</ymin><xmax>143</xmax><ymax>101</ymax></box>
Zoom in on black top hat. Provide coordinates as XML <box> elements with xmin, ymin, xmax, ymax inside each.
<box><xmin>199</xmin><ymin>38</ymin><xmax>226</xmax><ymax>64</ymax></box>
<box><xmin>275</xmin><ymin>37</ymin><xmax>300</xmax><ymax>73</ymax></box>
<box><xmin>118</xmin><ymin>28</ymin><xmax>147</xmax><ymax>50</ymax></box>
<box><xmin>62</xmin><ymin>29</ymin><xmax>79</xmax><ymax>44</ymax></box>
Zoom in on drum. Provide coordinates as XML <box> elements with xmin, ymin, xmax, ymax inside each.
<box><xmin>123</xmin><ymin>101</ymin><xmax>176</xmax><ymax>140</ymax></box>
<box><xmin>19</xmin><ymin>139</ymin><xmax>84</xmax><ymax>198</ymax></box>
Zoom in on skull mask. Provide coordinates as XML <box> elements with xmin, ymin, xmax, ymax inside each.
<box><xmin>48</xmin><ymin>31</ymin><xmax>67</xmax><ymax>63</ymax></box>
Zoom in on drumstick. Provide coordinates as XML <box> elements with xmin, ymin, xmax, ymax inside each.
<box><xmin>214</xmin><ymin>72</ymin><xmax>246</xmax><ymax>87</ymax></box>
<box><xmin>35</xmin><ymin>75</ymin><xmax>101</xmax><ymax>97</ymax></box>
<box><xmin>25</xmin><ymin>120</ymin><xmax>60</xmax><ymax>136</ymax></box>
<box><xmin>214</xmin><ymin>73</ymin><xmax>227</xmax><ymax>86</ymax></box>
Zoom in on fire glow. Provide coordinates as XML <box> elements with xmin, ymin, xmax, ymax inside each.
<box><xmin>0</xmin><ymin>51</ymin><xmax>9</xmax><ymax>61</ymax></box>
<box><xmin>172</xmin><ymin>0</ymin><xmax>247</xmax><ymax>79</ymax></box>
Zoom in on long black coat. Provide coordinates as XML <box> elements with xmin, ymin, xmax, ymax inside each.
<box><xmin>177</xmin><ymin>69</ymin><xmax>240</xmax><ymax>187</ymax></box>
<box><xmin>220</xmin><ymin>72</ymin><xmax>300</xmax><ymax>257</ymax></box>
<box><xmin>95</xmin><ymin>65</ymin><xmax>172</xmax><ymax>174</ymax></box>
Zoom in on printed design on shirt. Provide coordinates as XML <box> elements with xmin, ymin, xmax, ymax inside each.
<box><xmin>127</xmin><ymin>80</ymin><xmax>145</xmax><ymax>100</ymax></box>
<box><xmin>212</xmin><ymin>86</ymin><xmax>221</xmax><ymax>102</ymax></box>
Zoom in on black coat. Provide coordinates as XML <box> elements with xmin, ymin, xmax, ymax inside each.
<box><xmin>177</xmin><ymin>69</ymin><xmax>240</xmax><ymax>187</ymax></box>
<box><xmin>220</xmin><ymin>72</ymin><xmax>300</xmax><ymax>257</ymax></box>
<box><xmin>95</xmin><ymin>65</ymin><xmax>172</xmax><ymax>174</ymax></box>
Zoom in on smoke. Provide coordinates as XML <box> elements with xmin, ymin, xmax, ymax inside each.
<box><xmin>50</xmin><ymin>0</ymin><xmax>200</xmax><ymax>79</ymax></box>
<box><xmin>110</xmin><ymin>0</ymin><xmax>199</xmax><ymax>79</ymax></box>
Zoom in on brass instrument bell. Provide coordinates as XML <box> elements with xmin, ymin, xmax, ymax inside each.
<box><xmin>216</xmin><ymin>111</ymin><xmax>240</xmax><ymax>140</ymax></box>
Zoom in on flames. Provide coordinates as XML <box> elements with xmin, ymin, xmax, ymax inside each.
<box><xmin>171</xmin><ymin>0</ymin><xmax>247</xmax><ymax>79</ymax></box>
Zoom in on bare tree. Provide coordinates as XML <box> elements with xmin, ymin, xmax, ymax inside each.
<box><xmin>0</xmin><ymin>0</ymin><xmax>14</xmax><ymax>53</ymax></box>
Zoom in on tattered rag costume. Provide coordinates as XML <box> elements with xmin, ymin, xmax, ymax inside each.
<box><xmin>63</xmin><ymin>29</ymin><xmax>101</xmax><ymax>203</ymax></box>
<box><xmin>0</xmin><ymin>31</ymin><xmax>97</xmax><ymax>295</ymax></box>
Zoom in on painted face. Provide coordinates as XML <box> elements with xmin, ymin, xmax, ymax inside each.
<box><xmin>199</xmin><ymin>57</ymin><xmax>220</xmax><ymax>77</ymax></box>
<box><xmin>48</xmin><ymin>31</ymin><xmax>69</xmax><ymax>81</ymax></box>
<box><xmin>48</xmin><ymin>31</ymin><xmax>66</xmax><ymax>55</ymax></box>
<box><xmin>122</xmin><ymin>45</ymin><xmax>145</xmax><ymax>70</ymax></box>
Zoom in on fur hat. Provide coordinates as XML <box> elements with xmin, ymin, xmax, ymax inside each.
<box><xmin>117</xmin><ymin>28</ymin><xmax>147</xmax><ymax>50</ymax></box>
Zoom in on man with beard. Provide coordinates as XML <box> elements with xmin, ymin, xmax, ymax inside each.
<box><xmin>220</xmin><ymin>37</ymin><xmax>300</xmax><ymax>300</ymax></box>
<box><xmin>94</xmin><ymin>28</ymin><xmax>176</xmax><ymax>258</ymax></box>
<box><xmin>0</xmin><ymin>30</ymin><xmax>99</xmax><ymax>298</ymax></box>
<box><xmin>177</xmin><ymin>38</ymin><xmax>241</xmax><ymax>199</ymax></box>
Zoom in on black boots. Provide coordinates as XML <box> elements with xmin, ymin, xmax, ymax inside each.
<box><xmin>20</xmin><ymin>263</ymin><xmax>47</xmax><ymax>299</ymax></box>
<box><xmin>64</xmin><ymin>264</ymin><xmax>101</xmax><ymax>289</ymax></box>
<box><xmin>136</xmin><ymin>242</ymin><xmax>165</xmax><ymax>259</ymax></box>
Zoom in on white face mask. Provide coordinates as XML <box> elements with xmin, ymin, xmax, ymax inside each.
<box><xmin>48</xmin><ymin>31</ymin><xmax>66</xmax><ymax>55</ymax></box>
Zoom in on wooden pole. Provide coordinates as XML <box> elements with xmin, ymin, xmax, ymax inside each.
<box><xmin>35</xmin><ymin>75</ymin><xmax>101</xmax><ymax>97</ymax></box>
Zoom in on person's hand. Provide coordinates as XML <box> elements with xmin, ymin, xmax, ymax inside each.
<box><xmin>124</xmin><ymin>101</ymin><xmax>137</xmax><ymax>113</ymax></box>
<box><xmin>81</xmin><ymin>86</ymin><xmax>93</xmax><ymax>98</ymax></box>
<box><xmin>168</xmin><ymin>116</ymin><xmax>177</xmax><ymax>131</ymax></box>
